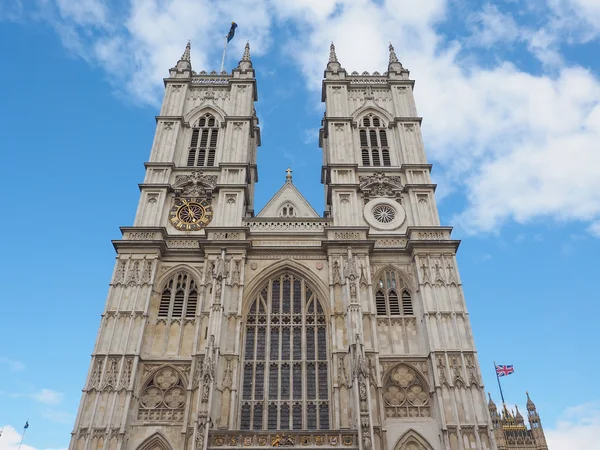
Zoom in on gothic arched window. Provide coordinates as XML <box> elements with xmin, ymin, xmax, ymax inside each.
<box><xmin>375</xmin><ymin>269</ymin><xmax>413</xmax><ymax>316</ymax></box>
<box><xmin>359</xmin><ymin>113</ymin><xmax>391</xmax><ymax>167</ymax></box>
<box><xmin>279</xmin><ymin>203</ymin><xmax>297</xmax><ymax>218</ymax></box>
<box><xmin>187</xmin><ymin>113</ymin><xmax>218</xmax><ymax>167</ymax></box>
<box><xmin>158</xmin><ymin>272</ymin><xmax>198</xmax><ymax>318</ymax></box>
<box><xmin>241</xmin><ymin>273</ymin><xmax>329</xmax><ymax>431</ymax></box>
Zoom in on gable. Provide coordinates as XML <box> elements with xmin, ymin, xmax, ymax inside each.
<box><xmin>257</xmin><ymin>181</ymin><xmax>320</xmax><ymax>218</ymax></box>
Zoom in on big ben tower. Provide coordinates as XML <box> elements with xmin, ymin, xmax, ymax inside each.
<box><xmin>69</xmin><ymin>41</ymin><xmax>509</xmax><ymax>450</ymax></box>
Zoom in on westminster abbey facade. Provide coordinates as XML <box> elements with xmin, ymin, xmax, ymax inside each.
<box><xmin>68</xmin><ymin>42</ymin><xmax>548</xmax><ymax>450</ymax></box>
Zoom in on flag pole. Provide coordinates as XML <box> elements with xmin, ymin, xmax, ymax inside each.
<box><xmin>17</xmin><ymin>421</ymin><xmax>29</xmax><ymax>450</ymax></box>
<box><xmin>494</xmin><ymin>361</ymin><xmax>506</xmax><ymax>404</ymax></box>
<box><xmin>220</xmin><ymin>36</ymin><xmax>228</xmax><ymax>73</ymax></box>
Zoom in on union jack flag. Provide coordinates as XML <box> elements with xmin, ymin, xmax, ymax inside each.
<box><xmin>495</xmin><ymin>364</ymin><xmax>514</xmax><ymax>377</ymax></box>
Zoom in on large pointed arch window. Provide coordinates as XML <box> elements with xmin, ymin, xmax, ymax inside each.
<box><xmin>375</xmin><ymin>269</ymin><xmax>413</xmax><ymax>316</ymax></box>
<box><xmin>241</xmin><ymin>273</ymin><xmax>329</xmax><ymax>430</ymax></box>
<box><xmin>359</xmin><ymin>113</ymin><xmax>391</xmax><ymax>167</ymax></box>
<box><xmin>187</xmin><ymin>113</ymin><xmax>218</xmax><ymax>167</ymax></box>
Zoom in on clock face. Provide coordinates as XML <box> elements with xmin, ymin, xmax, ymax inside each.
<box><xmin>169</xmin><ymin>197</ymin><xmax>213</xmax><ymax>231</ymax></box>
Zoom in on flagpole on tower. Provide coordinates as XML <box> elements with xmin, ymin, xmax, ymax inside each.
<box><xmin>220</xmin><ymin>37</ymin><xmax>228</xmax><ymax>73</ymax></box>
<box><xmin>494</xmin><ymin>361</ymin><xmax>506</xmax><ymax>404</ymax></box>
<box><xmin>17</xmin><ymin>421</ymin><xmax>29</xmax><ymax>450</ymax></box>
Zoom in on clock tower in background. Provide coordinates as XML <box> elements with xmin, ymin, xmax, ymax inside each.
<box><xmin>68</xmin><ymin>42</ymin><xmax>548</xmax><ymax>450</ymax></box>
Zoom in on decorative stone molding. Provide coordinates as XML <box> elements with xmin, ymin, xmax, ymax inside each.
<box><xmin>125</xmin><ymin>231</ymin><xmax>158</xmax><ymax>240</ymax></box>
<box><xmin>334</xmin><ymin>231</ymin><xmax>361</xmax><ymax>240</ymax></box>
<box><xmin>245</xmin><ymin>221</ymin><xmax>327</xmax><ymax>233</ymax></box>
<box><xmin>374</xmin><ymin>238</ymin><xmax>407</xmax><ymax>248</ymax></box>
<box><xmin>166</xmin><ymin>240</ymin><xmax>200</xmax><ymax>249</ymax></box>
<box><xmin>211</xmin><ymin>232</ymin><xmax>241</xmax><ymax>240</ymax></box>
<box><xmin>191</xmin><ymin>77</ymin><xmax>229</xmax><ymax>84</ymax></box>
<box><xmin>210</xmin><ymin>432</ymin><xmax>357</xmax><ymax>448</ymax></box>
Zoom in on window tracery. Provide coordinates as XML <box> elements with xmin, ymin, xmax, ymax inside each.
<box><xmin>158</xmin><ymin>272</ymin><xmax>198</xmax><ymax>319</ymax></box>
<box><xmin>138</xmin><ymin>367</ymin><xmax>186</xmax><ymax>421</ymax></box>
<box><xmin>187</xmin><ymin>113</ymin><xmax>218</xmax><ymax>167</ymax></box>
<box><xmin>383</xmin><ymin>364</ymin><xmax>430</xmax><ymax>418</ymax></box>
<box><xmin>359</xmin><ymin>114</ymin><xmax>391</xmax><ymax>167</ymax></box>
<box><xmin>375</xmin><ymin>269</ymin><xmax>413</xmax><ymax>316</ymax></box>
<box><xmin>241</xmin><ymin>273</ymin><xmax>329</xmax><ymax>430</ymax></box>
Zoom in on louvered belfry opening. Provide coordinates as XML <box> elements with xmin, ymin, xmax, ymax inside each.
<box><xmin>374</xmin><ymin>269</ymin><xmax>414</xmax><ymax>316</ymax></box>
<box><xmin>158</xmin><ymin>273</ymin><xmax>198</xmax><ymax>318</ymax></box>
<box><xmin>359</xmin><ymin>113</ymin><xmax>391</xmax><ymax>167</ymax></box>
<box><xmin>241</xmin><ymin>273</ymin><xmax>329</xmax><ymax>431</ymax></box>
<box><xmin>187</xmin><ymin>113</ymin><xmax>218</xmax><ymax>167</ymax></box>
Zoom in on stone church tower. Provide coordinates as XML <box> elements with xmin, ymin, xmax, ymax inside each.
<box><xmin>69</xmin><ymin>41</ymin><xmax>518</xmax><ymax>450</ymax></box>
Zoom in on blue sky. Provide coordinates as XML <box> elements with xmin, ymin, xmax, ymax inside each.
<box><xmin>1</xmin><ymin>1</ymin><xmax>599</xmax><ymax>449</ymax></box>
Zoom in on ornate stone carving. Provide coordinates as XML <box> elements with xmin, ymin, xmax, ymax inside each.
<box><xmin>338</xmin><ymin>355</ymin><xmax>349</xmax><ymax>387</ymax></box>
<box><xmin>114</xmin><ymin>261</ymin><xmax>126</xmax><ymax>284</ymax></box>
<box><xmin>212</xmin><ymin>256</ymin><xmax>227</xmax><ymax>280</ymax></box>
<box><xmin>451</xmin><ymin>356</ymin><xmax>465</xmax><ymax>386</ymax></box>
<box><xmin>332</xmin><ymin>260</ymin><xmax>342</xmax><ymax>286</ymax></box>
<box><xmin>343</xmin><ymin>248</ymin><xmax>359</xmax><ymax>279</ymax></box>
<box><xmin>89</xmin><ymin>357</ymin><xmax>104</xmax><ymax>390</ymax></box>
<box><xmin>141</xmin><ymin>259</ymin><xmax>153</xmax><ymax>284</ymax></box>
<box><xmin>359</xmin><ymin>172</ymin><xmax>403</xmax><ymax>203</ymax></box>
<box><xmin>230</xmin><ymin>260</ymin><xmax>241</xmax><ymax>286</ymax></box>
<box><xmin>102</xmin><ymin>358</ymin><xmax>119</xmax><ymax>391</ymax></box>
<box><xmin>118</xmin><ymin>358</ymin><xmax>132</xmax><ymax>391</ymax></box>
<box><xmin>212</xmin><ymin>232</ymin><xmax>240</xmax><ymax>240</ymax></box>
<box><xmin>201</xmin><ymin>335</ymin><xmax>216</xmax><ymax>402</ymax></box>
<box><xmin>173</xmin><ymin>171</ymin><xmax>217</xmax><ymax>198</ymax></box>
<box><xmin>125</xmin><ymin>261</ymin><xmax>140</xmax><ymax>286</ymax></box>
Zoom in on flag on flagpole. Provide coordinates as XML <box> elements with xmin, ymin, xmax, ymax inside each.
<box><xmin>226</xmin><ymin>22</ymin><xmax>238</xmax><ymax>43</ymax></box>
<box><xmin>495</xmin><ymin>364</ymin><xmax>514</xmax><ymax>377</ymax></box>
<box><xmin>24</xmin><ymin>421</ymin><xmax>29</xmax><ymax>429</ymax></box>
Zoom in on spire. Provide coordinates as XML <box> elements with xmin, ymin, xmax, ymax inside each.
<box><xmin>487</xmin><ymin>392</ymin><xmax>497</xmax><ymax>411</ymax></box>
<box><xmin>329</xmin><ymin>42</ymin><xmax>338</xmax><ymax>63</ymax></box>
<box><xmin>526</xmin><ymin>391</ymin><xmax>536</xmax><ymax>411</ymax></box>
<box><xmin>388</xmin><ymin>42</ymin><xmax>404</xmax><ymax>74</ymax></box>
<box><xmin>326</xmin><ymin>42</ymin><xmax>342</xmax><ymax>72</ymax></box>
<box><xmin>236</xmin><ymin>41</ymin><xmax>253</xmax><ymax>71</ymax></box>
<box><xmin>172</xmin><ymin>40</ymin><xmax>192</xmax><ymax>74</ymax></box>
<box><xmin>515</xmin><ymin>405</ymin><xmax>525</xmax><ymax>424</ymax></box>
<box><xmin>182</xmin><ymin>40</ymin><xmax>191</xmax><ymax>61</ymax></box>
<box><xmin>242</xmin><ymin>41</ymin><xmax>251</xmax><ymax>61</ymax></box>
<box><xmin>285</xmin><ymin>167</ymin><xmax>293</xmax><ymax>183</ymax></box>
<box><xmin>389</xmin><ymin>42</ymin><xmax>399</xmax><ymax>63</ymax></box>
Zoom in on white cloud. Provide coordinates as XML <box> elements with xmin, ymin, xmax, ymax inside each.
<box><xmin>55</xmin><ymin>0</ymin><xmax>108</xmax><ymax>25</ymax></box>
<box><xmin>0</xmin><ymin>357</ymin><xmax>25</xmax><ymax>371</ymax></box>
<box><xmin>466</xmin><ymin>4</ymin><xmax>520</xmax><ymax>47</ymax></box>
<box><xmin>546</xmin><ymin>403</ymin><xmax>600</xmax><ymax>449</ymax></box>
<box><xmin>30</xmin><ymin>389</ymin><xmax>64</xmax><ymax>406</ymax></box>
<box><xmin>0</xmin><ymin>425</ymin><xmax>67</xmax><ymax>450</ymax></box>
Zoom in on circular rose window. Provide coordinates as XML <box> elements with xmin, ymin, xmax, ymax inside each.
<box><xmin>363</xmin><ymin>198</ymin><xmax>406</xmax><ymax>231</ymax></box>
